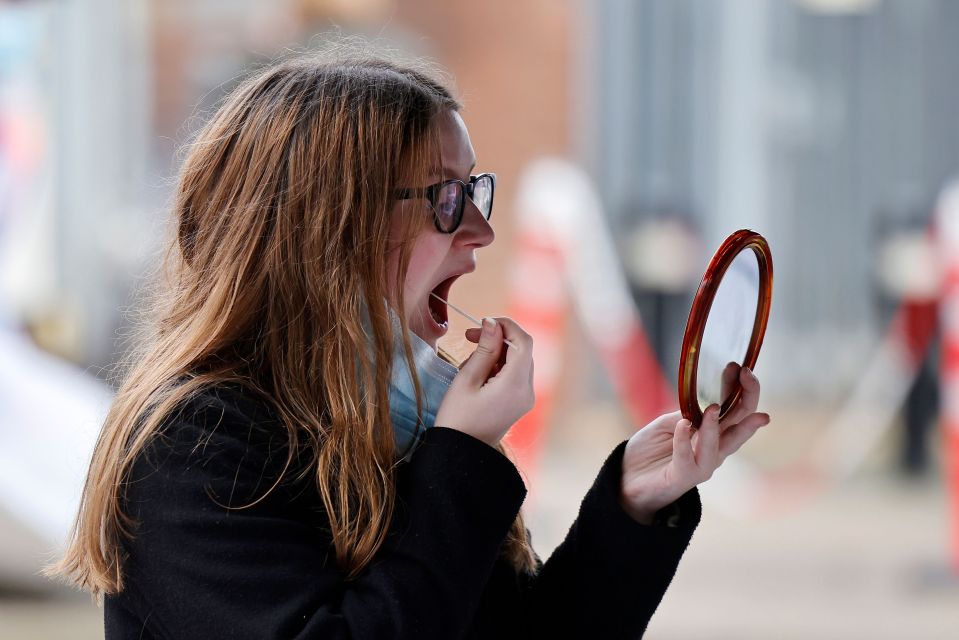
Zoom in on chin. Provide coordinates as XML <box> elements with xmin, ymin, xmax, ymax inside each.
<box><xmin>406</xmin><ymin>322</ymin><xmax>438</xmax><ymax>350</ymax></box>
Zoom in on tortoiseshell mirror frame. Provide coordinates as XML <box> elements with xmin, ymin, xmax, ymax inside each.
<box><xmin>678</xmin><ymin>230</ymin><xmax>773</xmax><ymax>427</ymax></box>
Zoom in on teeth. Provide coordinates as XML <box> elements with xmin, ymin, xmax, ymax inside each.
<box><xmin>429</xmin><ymin>305</ymin><xmax>447</xmax><ymax>327</ymax></box>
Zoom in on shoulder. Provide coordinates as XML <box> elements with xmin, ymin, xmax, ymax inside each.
<box><xmin>125</xmin><ymin>382</ymin><xmax>312</xmax><ymax>513</ymax></box>
<box><xmin>111</xmin><ymin>385</ymin><xmax>332</xmax><ymax>637</ymax></box>
<box><xmin>155</xmin><ymin>381</ymin><xmax>283</xmax><ymax>446</ymax></box>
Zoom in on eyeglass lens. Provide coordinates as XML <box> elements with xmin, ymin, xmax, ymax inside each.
<box><xmin>471</xmin><ymin>175</ymin><xmax>493</xmax><ymax>220</ymax></box>
<box><xmin>432</xmin><ymin>175</ymin><xmax>494</xmax><ymax>232</ymax></box>
<box><xmin>434</xmin><ymin>183</ymin><xmax>462</xmax><ymax>231</ymax></box>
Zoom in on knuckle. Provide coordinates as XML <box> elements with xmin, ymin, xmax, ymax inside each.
<box><xmin>494</xmin><ymin>316</ymin><xmax>534</xmax><ymax>342</ymax></box>
<box><xmin>476</xmin><ymin>343</ymin><xmax>497</xmax><ymax>356</ymax></box>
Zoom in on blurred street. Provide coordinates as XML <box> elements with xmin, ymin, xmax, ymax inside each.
<box><xmin>5</xmin><ymin>403</ymin><xmax>956</xmax><ymax>639</ymax></box>
<box><xmin>3</xmin><ymin>0</ymin><xmax>959</xmax><ymax>637</ymax></box>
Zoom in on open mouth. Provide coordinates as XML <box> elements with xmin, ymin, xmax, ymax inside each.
<box><xmin>427</xmin><ymin>275</ymin><xmax>459</xmax><ymax>330</ymax></box>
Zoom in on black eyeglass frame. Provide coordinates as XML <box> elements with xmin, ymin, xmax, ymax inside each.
<box><xmin>395</xmin><ymin>172</ymin><xmax>496</xmax><ymax>233</ymax></box>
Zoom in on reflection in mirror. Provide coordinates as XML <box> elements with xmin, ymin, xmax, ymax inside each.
<box><xmin>696</xmin><ymin>248</ymin><xmax>760</xmax><ymax>412</ymax></box>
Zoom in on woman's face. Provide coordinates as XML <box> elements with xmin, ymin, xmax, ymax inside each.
<box><xmin>388</xmin><ymin>110</ymin><xmax>495</xmax><ymax>349</ymax></box>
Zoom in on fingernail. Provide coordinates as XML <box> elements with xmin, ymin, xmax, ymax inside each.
<box><xmin>482</xmin><ymin>317</ymin><xmax>496</xmax><ymax>336</ymax></box>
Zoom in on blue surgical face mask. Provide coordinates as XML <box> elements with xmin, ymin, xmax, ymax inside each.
<box><xmin>388</xmin><ymin>319</ymin><xmax>459</xmax><ymax>459</ymax></box>
<box><xmin>361</xmin><ymin>302</ymin><xmax>459</xmax><ymax>459</ymax></box>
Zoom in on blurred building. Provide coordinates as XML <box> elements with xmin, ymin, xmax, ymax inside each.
<box><xmin>583</xmin><ymin>0</ymin><xmax>959</xmax><ymax>403</ymax></box>
<box><xmin>8</xmin><ymin>0</ymin><xmax>959</xmax><ymax>407</ymax></box>
<box><xmin>1</xmin><ymin>0</ymin><xmax>574</xmax><ymax>375</ymax></box>
<box><xmin>3</xmin><ymin>1</ymin><xmax>959</xmax><ymax>637</ymax></box>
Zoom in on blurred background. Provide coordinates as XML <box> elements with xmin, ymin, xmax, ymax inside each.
<box><xmin>2</xmin><ymin>0</ymin><xmax>958</xmax><ymax>637</ymax></box>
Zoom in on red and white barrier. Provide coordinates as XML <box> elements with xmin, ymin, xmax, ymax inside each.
<box><xmin>503</xmin><ymin>213</ymin><xmax>568</xmax><ymax>479</ymax></box>
<box><xmin>936</xmin><ymin>181</ymin><xmax>959</xmax><ymax>573</ymax></box>
<box><xmin>507</xmin><ymin>159</ymin><xmax>673</xmax><ymax>476</ymax></box>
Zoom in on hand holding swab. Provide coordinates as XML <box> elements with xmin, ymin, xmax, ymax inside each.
<box><xmin>430</xmin><ymin>292</ymin><xmax>516</xmax><ymax>348</ymax></box>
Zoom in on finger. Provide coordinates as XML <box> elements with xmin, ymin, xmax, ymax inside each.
<box><xmin>471</xmin><ymin>317</ymin><xmax>534</xmax><ymax>390</ymax></box>
<box><xmin>651</xmin><ymin>410</ymin><xmax>684</xmax><ymax>433</ymax></box>
<box><xmin>456</xmin><ymin>317</ymin><xmax>504</xmax><ymax>387</ymax></box>
<box><xmin>695</xmin><ymin>403</ymin><xmax>721</xmax><ymax>473</ymax></box>
<box><xmin>721</xmin><ymin>366</ymin><xmax>762</xmax><ymax>428</ymax></box>
<box><xmin>720</xmin><ymin>362</ymin><xmax>741</xmax><ymax>405</ymax></box>
<box><xmin>672</xmin><ymin>418</ymin><xmax>696</xmax><ymax>472</ymax></box>
<box><xmin>738</xmin><ymin>366</ymin><xmax>761</xmax><ymax>414</ymax></box>
<box><xmin>664</xmin><ymin>410</ymin><xmax>684</xmax><ymax>425</ymax></box>
<box><xmin>492</xmin><ymin>336</ymin><xmax>508</xmax><ymax>375</ymax></box>
<box><xmin>488</xmin><ymin>316</ymin><xmax>533</xmax><ymax>362</ymax></box>
<box><xmin>465</xmin><ymin>327</ymin><xmax>509</xmax><ymax>362</ymax></box>
<box><xmin>719</xmin><ymin>412</ymin><xmax>771</xmax><ymax>460</ymax></box>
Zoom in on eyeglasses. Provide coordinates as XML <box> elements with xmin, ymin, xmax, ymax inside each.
<box><xmin>395</xmin><ymin>172</ymin><xmax>496</xmax><ymax>234</ymax></box>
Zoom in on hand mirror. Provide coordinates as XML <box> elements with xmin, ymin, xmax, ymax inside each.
<box><xmin>678</xmin><ymin>230</ymin><xmax>773</xmax><ymax>426</ymax></box>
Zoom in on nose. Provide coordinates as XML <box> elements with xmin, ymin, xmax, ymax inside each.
<box><xmin>453</xmin><ymin>199</ymin><xmax>495</xmax><ymax>248</ymax></box>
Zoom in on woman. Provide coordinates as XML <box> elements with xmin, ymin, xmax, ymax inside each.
<box><xmin>48</xmin><ymin>51</ymin><xmax>770</xmax><ymax>638</ymax></box>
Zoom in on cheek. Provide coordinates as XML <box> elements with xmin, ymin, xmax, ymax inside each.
<box><xmin>386</xmin><ymin>203</ymin><xmax>452</xmax><ymax>313</ymax></box>
<box><xmin>385</xmin><ymin>205</ymin><xmax>423</xmax><ymax>298</ymax></box>
<box><xmin>404</xmin><ymin>234</ymin><xmax>451</xmax><ymax>297</ymax></box>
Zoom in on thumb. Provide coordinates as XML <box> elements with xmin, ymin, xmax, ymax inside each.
<box><xmin>457</xmin><ymin>317</ymin><xmax>503</xmax><ymax>387</ymax></box>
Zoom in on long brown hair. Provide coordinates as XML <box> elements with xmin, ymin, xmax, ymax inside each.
<box><xmin>45</xmin><ymin>48</ymin><xmax>536</xmax><ymax>599</ymax></box>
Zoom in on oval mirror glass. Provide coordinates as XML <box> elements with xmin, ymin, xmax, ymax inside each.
<box><xmin>695</xmin><ymin>248</ymin><xmax>760</xmax><ymax>413</ymax></box>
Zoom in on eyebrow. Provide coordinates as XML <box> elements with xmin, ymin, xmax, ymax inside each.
<box><xmin>428</xmin><ymin>161</ymin><xmax>477</xmax><ymax>181</ymax></box>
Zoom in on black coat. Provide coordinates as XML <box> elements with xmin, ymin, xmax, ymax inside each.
<box><xmin>105</xmin><ymin>384</ymin><xmax>700</xmax><ymax>639</ymax></box>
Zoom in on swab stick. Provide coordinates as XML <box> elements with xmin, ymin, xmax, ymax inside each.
<box><xmin>430</xmin><ymin>292</ymin><xmax>516</xmax><ymax>349</ymax></box>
